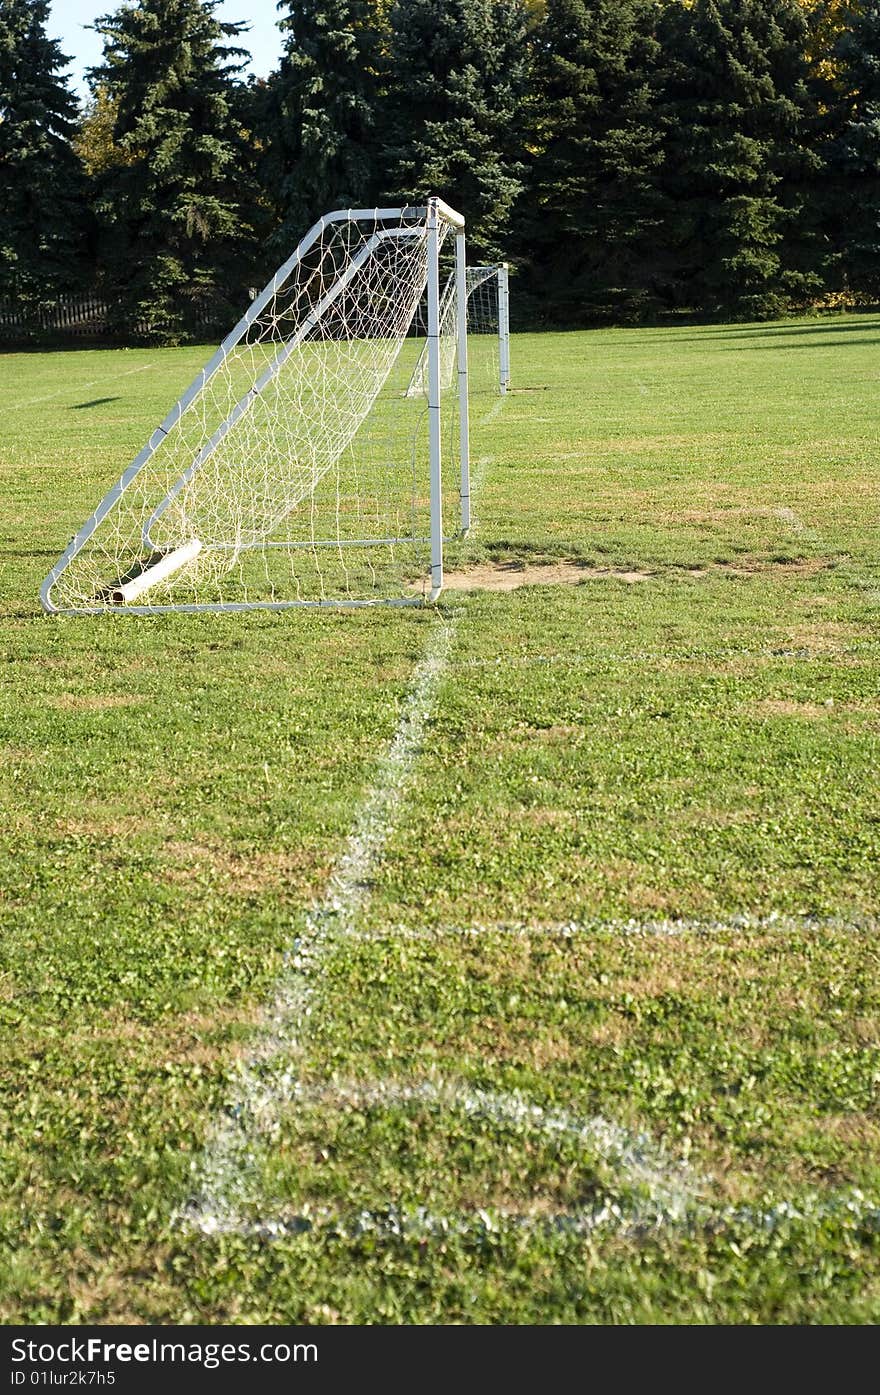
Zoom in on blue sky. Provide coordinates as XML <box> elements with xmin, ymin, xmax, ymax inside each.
<box><xmin>48</xmin><ymin>1</ymin><xmax>285</xmax><ymax>100</ymax></box>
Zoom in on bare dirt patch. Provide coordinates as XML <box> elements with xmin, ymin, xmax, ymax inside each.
<box><xmin>749</xmin><ymin>699</ymin><xmax>834</xmax><ymax>719</ymax></box>
<box><xmin>77</xmin><ymin>1002</ymin><xmax>266</xmax><ymax>1067</ymax></box>
<box><xmin>2</xmin><ymin>745</ymin><xmax>46</xmax><ymax>765</ymax></box>
<box><xmin>677</xmin><ymin>505</ymin><xmax>783</xmax><ymax>525</ymax></box>
<box><xmin>687</xmin><ymin>556</ymin><xmax>832</xmax><ymax>579</ymax></box>
<box><xmin>54</xmin><ymin>814</ymin><xmax>143</xmax><ymax>839</ymax></box>
<box><xmin>430</xmin><ymin>555</ymin><xmax>836</xmax><ymax>593</ymax></box>
<box><xmin>439</xmin><ymin>561</ymin><xmax>652</xmax><ymax>591</ymax></box>
<box><xmin>788</xmin><ymin>619</ymin><xmax>862</xmax><ymax>652</ymax></box>
<box><xmin>675</xmin><ymin>806</ymin><xmax>756</xmax><ymax>828</ymax></box>
<box><xmin>161</xmin><ymin>839</ymin><xmax>328</xmax><ymax>898</ymax></box>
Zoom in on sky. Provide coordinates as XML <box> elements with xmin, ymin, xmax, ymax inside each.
<box><xmin>48</xmin><ymin>0</ymin><xmax>285</xmax><ymax>100</ymax></box>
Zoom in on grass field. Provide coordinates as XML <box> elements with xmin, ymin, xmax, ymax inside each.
<box><xmin>1</xmin><ymin>314</ymin><xmax>879</xmax><ymax>1323</ymax></box>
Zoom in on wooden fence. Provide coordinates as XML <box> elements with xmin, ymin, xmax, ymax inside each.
<box><xmin>0</xmin><ymin>291</ymin><xmax>224</xmax><ymax>342</ymax></box>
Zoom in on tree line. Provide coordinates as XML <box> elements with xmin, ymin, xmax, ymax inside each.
<box><xmin>2</xmin><ymin>0</ymin><xmax>880</xmax><ymax>341</ymax></box>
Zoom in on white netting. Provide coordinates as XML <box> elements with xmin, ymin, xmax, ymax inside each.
<box><xmin>44</xmin><ymin>208</ymin><xmax>464</xmax><ymax>612</ymax></box>
<box><xmin>405</xmin><ymin>265</ymin><xmax>502</xmax><ymax>400</ymax></box>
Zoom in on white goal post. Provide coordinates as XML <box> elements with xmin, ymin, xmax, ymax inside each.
<box><xmin>40</xmin><ymin>198</ymin><xmax>472</xmax><ymax>614</ymax></box>
<box><xmin>405</xmin><ymin>262</ymin><xmax>510</xmax><ymax>403</ymax></box>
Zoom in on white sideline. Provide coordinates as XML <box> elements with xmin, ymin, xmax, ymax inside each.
<box><xmin>180</xmin><ymin>615</ymin><xmax>459</xmax><ymax>1236</ymax></box>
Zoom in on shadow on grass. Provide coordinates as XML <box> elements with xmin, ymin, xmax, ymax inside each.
<box><xmin>622</xmin><ymin>319</ymin><xmax>880</xmax><ymax>349</ymax></box>
<box><xmin>0</xmin><ymin>547</ymin><xmax>62</xmax><ymax>559</ymax></box>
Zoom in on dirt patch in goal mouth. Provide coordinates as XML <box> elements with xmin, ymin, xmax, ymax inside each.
<box><xmin>438</xmin><ymin>562</ymin><xmax>652</xmax><ymax>591</ymax></box>
<box><xmin>425</xmin><ymin>554</ymin><xmax>834</xmax><ymax>593</ymax></box>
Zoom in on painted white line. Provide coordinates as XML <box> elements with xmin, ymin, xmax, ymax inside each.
<box><xmin>774</xmin><ymin>506</ymin><xmax>809</xmax><ymax>535</ymax></box>
<box><xmin>179</xmin><ymin>617</ymin><xmax>459</xmax><ymax>1235</ymax></box>
<box><xmin>188</xmin><ymin>1073</ymin><xmax>880</xmax><ymax>1246</ymax></box>
<box><xmin>180</xmin><ymin>412</ymin><xmax>500</xmax><ymax>1239</ymax></box>
<box><xmin>449</xmin><ymin>642</ymin><xmax>877</xmax><ymax>671</ymax></box>
<box><xmin>210</xmin><ymin>1186</ymin><xmax>880</xmax><ymax>1245</ymax></box>
<box><xmin>479</xmin><ymin>398</ymin><xmax>504</xmax><ymax>428</ymax></box>
<box><xmin>324</xmin><ymin>635</ymin><xmax>454</xmax><ymax>930</ymax></box>
<box><xmin>354</xmin><ymin>913</ymin><xmax>879</xmax><ymax>941</ymax></box>
<box><xmin>194</xmin><ymin>1074</ymin><xmax>700</xmax><ymax>1240</ymax></box>
<box><xmin>316</xmin><ymin>1076</ymin><xmax>693</xmax><ymax>1203</ymax></box>
<box><xmin>174</xmin><ymin>368</ymin><xmax>880</xmax><ymax>1256</ymax></box>
<box><xmin>9</xmin><ymin>359</ymin><xmax>158</xmax><ymax>411</ymax></box>
<box><xmin>177</xmin><ymin>429</ymin><xmax>514</xmax><ymax>1237</ymax></box>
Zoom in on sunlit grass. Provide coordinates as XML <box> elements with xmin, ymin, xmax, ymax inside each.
<box><xmin>0</xmin><ymin>313</ymin><xmax>878</xmax><ymax>1322</ymax></box>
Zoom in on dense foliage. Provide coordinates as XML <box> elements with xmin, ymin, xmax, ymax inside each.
<box><xmin>5</xmin><ymin>0</ymin><xmax>880</xmax><ymax>336</ymax></box>
<box><xmin>262</xmin><ymin>0</ymin><xmax>384</xmax><ymax>253</ymax></box>
<box><xmin>0</xmin><ymin>0</ymin><xmax>87</xmax><ymax>312</ymax></box>
<box><xmin>380</xmin><ymin>0</ymin><xmax>529</xmax><ymax>261</ymax></box>
<box><xmin>87</xmin><ymin>0</ymin><xmax>259</xmax><ymax>340</ymax></box>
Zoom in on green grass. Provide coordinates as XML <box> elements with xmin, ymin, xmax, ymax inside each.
<box><xmin>1</xmin><ymin>314</ymin><xmax>879</xmax><ymax>1323</ymax></box>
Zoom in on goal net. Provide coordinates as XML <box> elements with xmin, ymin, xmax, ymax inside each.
<box><xmin>406</xmin><ymin>263</ymin><xmax>510</xmax><ymax>401</ymax></box>
<box><xmin>41</xmin><ymin>201</ymin><xmax>469</xmax><ymax>614</ymax></box>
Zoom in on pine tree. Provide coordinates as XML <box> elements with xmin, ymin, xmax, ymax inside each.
<box><xmin>655</xmin><ymin>0</ymin><xmax>820</xmax><ymax>320</ymax></box>
<box><xmin>90</xmin><ymin>0</ymin><xmax>258</xmax><ymax>341</ymax></box>
<box><xmin>520</xmin><ymin>0</ymin><xmax>663</xmax><ymax>324</ymax></box>
<box><xmin>263</xmin><ymin>1</ymin><xmax>384</xmax><ymax>251</ymax></box>
<box><xmin>382</xmin><ymin>0</ymin><xmax>529</xmax><ymax>260</ymax></box>
<box><xmin>0</xmin><ymin>0</ymin><xmax>87</xmax><ymax>315</ymax></box>
<box><xmin>825</xmin><ymin>2</ymin><xmax>880</xmax><ymax>298</ymax></box>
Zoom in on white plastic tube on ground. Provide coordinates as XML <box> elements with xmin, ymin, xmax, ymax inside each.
<box><xmin>111</xmin><ymin>538</ymin><xmax>202</xmax><ymax>605</ymax></box>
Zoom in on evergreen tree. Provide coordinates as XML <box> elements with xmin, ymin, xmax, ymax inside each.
<box><xmin>825</xmin><ymin>2</ymin><xmax>880</xmax><ymax>298</ymax></box>
<box><xmin>263</xmin><ymin>1</ymin><xmax>384</xmax><ymax>252</ymax></box>
<box><xmin>381</xmin><ymin>0</ymin><xmax>529</xmax><ymax>260</ymax></box>
<box><xmin>90</xmin><ymin>0</ymin><xmax>258</xmax><ymax>341</ymax></box>
<box><xmin>0</xmin><ymin>0</ymin><xmax>87</xmax><ymax>314</ymax></box>
<box><xmin>520</xmin><ymin>0</ymin><xmax>663</xmax><ymax>324</ymax></box>
<box><xmin>655</xmin><ymin>0</ymin><xmax>820</xmax><ymax>319</ymax></box>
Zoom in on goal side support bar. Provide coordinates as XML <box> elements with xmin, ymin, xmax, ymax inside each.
<box><xmin>456</xmin><ymin>232</ymin><xmax>471</xmax><ymax>534</ymax></box>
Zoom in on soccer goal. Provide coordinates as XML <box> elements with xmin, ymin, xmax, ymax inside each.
<box><xmin>405</xmin><ymin>262</ymin><xmax>510</xmax><ymax>403</ymax></box>
<box><xmin>40</xmin><ymin>199</ymin><xmax>471</xmax><ymax>614</ymax></box>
